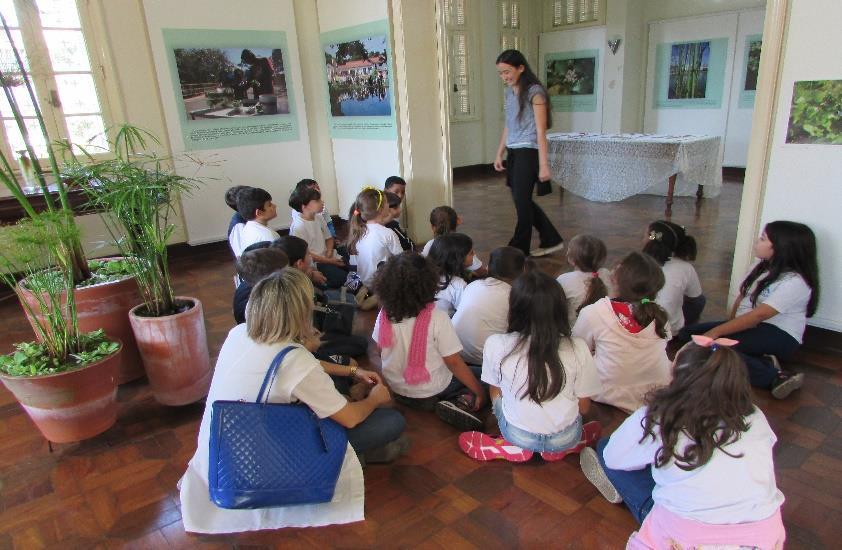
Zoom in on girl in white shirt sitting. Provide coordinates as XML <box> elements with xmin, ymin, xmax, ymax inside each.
<box><xmin>453</xmin><ymin>246</ymin><xmax>525</xmax><ymax>365</ymax></box>
<box><xmin>428</xmin><ymin>233</ymin><xmax>475</xmax><ymax>317</ymax></box>
<box><xmin>556</xmin><ymin>234</ymin><xmax>612</xmax><ymax>327</ymax></box>
<box><xmin>643</xmin><ymin>220</ymin><xmax>705</xmax><ymax>333</ymax></box>
<box><xmin>579</xmin><ymin>339</ymin><xmax>786</xmax><ymax>549</ymax></box>
<box><xmin>347</xmin><ymin>187</ymin><xmax>403</xmax><ymax>290</ymax></box>
<box><xmin>572</xmin><ymin>252</ymin><xmax>672</xmax><ymax>413</ymax></box>
<box><xmin>459</xmin><ymin>270</ymin><xmax>603</xmax><ymax>463</ymax></box>
<box><xmin>678</xmin><ymin>220</ymin><xmax>819</xmax><ymax>400</ymax></box>
<box><xmin>421</xmin><ymin>206</ymin><xmax>486</xmax><ymax>276</ymax></box>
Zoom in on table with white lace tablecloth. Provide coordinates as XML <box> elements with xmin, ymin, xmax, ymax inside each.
<box><xmin>547</xmin><ymin>133</ymin><xmax>722</xmax><ymax>216</ymax></box>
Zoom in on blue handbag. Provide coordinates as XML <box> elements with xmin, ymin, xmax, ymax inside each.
<box><xmin>208</xmin><ymin>346</ymin><xmax>348</xmax><ymax>509</ymax></box>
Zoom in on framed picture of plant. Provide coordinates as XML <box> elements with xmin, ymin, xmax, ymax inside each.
<box><xmin>739</xmin><ymin>35</ymin><xmax>762</xmax><ymax>109</ymax></box>
<box><xmin>785</xmin><ymin>80</ymin><xmax>842</xmax><ymax>145</ymax></box>
<box><xmin>544</xmin><ymin>49</ymin><xmax>599</xmax><ymax>112</ymax></box>
<box><xmin>653</xmin><ymin>38</ymin><xmax>728</xmax><ymax>109</ymax></box>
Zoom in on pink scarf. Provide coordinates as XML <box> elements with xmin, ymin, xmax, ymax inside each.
<box><xmin>377</xmin><ymin>303</ymin><xmax>434</xmax><ymax>385</ymax></box>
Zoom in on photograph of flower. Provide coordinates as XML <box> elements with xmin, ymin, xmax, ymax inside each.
<box><xmin>546</xmin><ymin>56</ymin><xmax>596</xmax><ymax>96</ymax></box>
<box><xmin>786</xmin><ymin>79</ymin><xmax>842</xmax><ymax>145</ymax></box>
<box><xmin>668</xmin><ymin>41</ymin><xmax>710</xmax><ymax>99</ymax></box>
<box><xmin>324</xmin><ymin>35</ymin><xmax>390</xmax><ymax>117</ymax></box>
<box><xmin>744</xmin><ymin>38</ymin><xmax>762</xmax><ymax>91</ymax></box>
<box><xmin>173</xmin><ymin>46</ymin><xmax>289</xmax><ymax>119</ymax></box>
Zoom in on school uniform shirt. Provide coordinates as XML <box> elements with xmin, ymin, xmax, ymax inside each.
<box><xmin>228</xmin><ymin>222</ymin><xmax>245</xmax><ymax>257</ymax></box>
<box><xmin>655</xmin><ymin>258</ymin><xmax>703</xmax><ymax>334</ymax></box>
<box><xmin>179</xmin><ymin>326</ymin><xmax>363</xmax><ymax>533</ymax></box>
<box><xmin>355</xmin><ymin>223</ymin><xmax>403</xmax><ymax>288</ymax></box>
<box><xmin>290</xmin><ymin>215</ymin><xmax>338</xmax><ymax>260</ymax></box>
<box><xmin>452</xmin><ymin>278</ymin><xmax>511</xmax><ymax>365</ymax></box>
<box><xmin>603</xmin><ymin>406</ymin><xmax>785</xmax><ymax>525</ymax></box>
<box><xmin>434</xmin><ymin>275</ymin><xmax>467</xmax><ymax>317</ymax></box>
<box><xmin>737</xmin><ymin>270</ymin><xmax>811</xmax><ymax>344</ymax></box>
<box><xmin>421</xmin><ymin>239</ymin><xmax>483</xmax><ymax>272</ymax></box>
<box><xmin>572</xmin><ymin>297</ymin><xmax>672</xmax><ymax>413</ymax></box>
<box><xmin>291</xmin><ymin>209</ymin><xmax>333</xmax><ymax>238</ymax></box>
<box><xmin>482</xmin><ymin>333</ymin><xmax>602</xmax><ymax>435</ymax></box>
<box><xmin>556</xmin><ymin>268</ymin><xmax>614</xmax><ymax>328</ymax></box>
<box><xmin>372</xmin><ymin>307</ymin><xmax>463</xmax><ymax>398</ymax></box>
<box><xmin>384</xmin><ymin>219</ymin><xmax>415</xmax><ymax>251</ymax></box>
<box><xmin>237</xmin><ymin>221</ymin><xmax>280</xmax><ymax>257</ymax></box>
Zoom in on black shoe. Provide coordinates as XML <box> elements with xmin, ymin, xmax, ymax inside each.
<box><xmin>435</xmin><ymin>400</ymin><xmax>483</xmax><ymax>430</ymax></box>
<box><xmin>361</xmin><ymin>434</ymin><xmax>411</xmax><ymax>466</ymax></box>
<box><xmin>771</xmin><ymin>371</ymin><xmax>804</xmax><ymax>400</ymax></box>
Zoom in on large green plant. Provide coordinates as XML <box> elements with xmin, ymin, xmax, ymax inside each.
<box><xmin>70</xmin><ymin>125</ymin><xmax>198</xmax><ymax>317</ymax></box>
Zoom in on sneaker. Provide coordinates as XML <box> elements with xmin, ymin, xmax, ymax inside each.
<box><xmin>362</xmin><ymin>434</ymin><xmax>411</xmax><ymax>465</ymax></box>
<box><xmin>530</xmin><ymin>242</ymin><xmax>565</xmax><ymax>257</ymax></box>
<box><xmin>771</xmin><ymin>371</ymin><xmax>804</xmax><ymax>400</ymax></box>
<box><xmin>540</xmin><ymin>421</ymin><xmax>602</xmax><ymax>462</ymax></box>
<box><xmin>765</xmin><ymin>354</ymin><xmax>782</xmax><ymax>371</ymax></box>
<box><xmin>580</xmin><ymin>447</ymin><xmax>623</xmax><ymax>504</ymax></box>
<box><xmin>435</xmin><ymin>400</ymin><xmax>483</xmax><ymax>431</ymax></box>
<box><xmin>458</xmin><ymin>431</ymin><xmax>534</xmax><ymax>462</ymax></box>
<box><xmin>327</xmin><ymin>354</ymin><xmax>351</xmax><ymax>366</ymax></box>
<box><xmin>345</xmin><ymin>272</ymin><xmax>365</xmax><ymax>295</ymax></box>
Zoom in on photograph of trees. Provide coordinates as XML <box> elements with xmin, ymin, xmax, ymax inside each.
<box><xmin>324</xmin><ymin>36</ymin><xmax>390</xmax><ymax>117</ymax></box>
<box><xmin>786</xmin><ymin>79</ymin><xmax>842</xmax><ymax>145</ymax></box>
<box><xmin>546</xmin><ymin>57</ymin><xmax>596</xmax><ymax>97</ymax></box>
<box><xmin>668</xmin><ymin>41</ymin><xmax>710</xmax><ymax>100</ymax></box>
<box><xmin>744</xmin><ymin>39</ymin><xmax>762</xmax><ymax>92</ymax></box>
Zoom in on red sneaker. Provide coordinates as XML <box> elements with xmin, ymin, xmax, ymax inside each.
<box><xmin>458</xmin><ymin>431</ymin><xmax>534</xmax><ymax>462</ymax></box>
<box><xmin>540</xmin><ymin>421</ymin><xmax>602</xmax><ymax>462</ymax></box>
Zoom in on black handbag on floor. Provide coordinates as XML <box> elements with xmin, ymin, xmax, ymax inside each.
<box><xmin>536</xmin><ymin>179</ymin><xmax>553</xmax><ymax>196</ymax></box>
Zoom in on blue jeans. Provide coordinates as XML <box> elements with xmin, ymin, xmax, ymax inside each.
<box><xmin>317</xmin><ymin>262</ymin><xmax>349</xmax><ymax>289</ymax></box>
<box><xmin>492</xmin><ymin>397</ymin><xmax>582</xmax><ymax>453</ymax></box>
<box><xmin>677</xmin><ymin>321</ymin><xmax>799</xmax><ymax>389</ymax></box>
<box><xmin>436</xmin><ymin>365</ymin><xmax>484</xmax><ymax>401</ymax></box>
<box><xmin>347</xmin><ymin>408</ymin><xmax>406</xmax><ymax>454</ymax></box>
<box><xmin>597</xmin><ymin>438</ymin><xmax>655</xmax><ymax>524</ymax></box>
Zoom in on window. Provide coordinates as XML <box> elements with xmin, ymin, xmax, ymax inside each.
<box><xmin>500</xmin><ymin>0</ymin><xmax>525</xmax><ymax>54</ymax></box>
<box><xmin>545</xmin><ymin>0</ymin><xmax>604</xmax><ymax>30</ymax></box>
<box><xmin>444</xmin><ymin>0</ymin><xmax>476</xmax><ymax>121</ymax></box>
<box><xmin>0</xmin><ymin>0</ymin><xmax>112</xmax><ymax>163</ymax></box>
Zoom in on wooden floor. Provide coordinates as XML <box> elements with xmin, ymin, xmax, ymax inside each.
<box><xmin>0</xmin><ymin>172</ymin><xmax>840</xmax><ymax>548</ymax></box>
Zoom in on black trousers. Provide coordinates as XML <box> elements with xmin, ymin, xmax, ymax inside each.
<box><xmin>506</xmin><ymin>147</ymin><xmax>562</xmax><ymax>255</ymax></box>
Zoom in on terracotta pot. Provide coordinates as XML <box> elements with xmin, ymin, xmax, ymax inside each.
<box><xmin>129</xmin><ymin>297</ymin><xmax>212</xmax><ymax>406</ymax></box>
<box><xmin>0</xmin><ymin>343</ymin><xmax>121</xmax><ymax>443</ymax></box>
<box><xmin>19</xmin><ymin>260</ymin><xmax>144</xmax><ymax>384</ymax></box>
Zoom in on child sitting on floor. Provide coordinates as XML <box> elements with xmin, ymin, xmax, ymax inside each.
<box><xmin>372</xmin><ymin>252</ymin><xmax>487</xmax><ymax>430</ymax></box>
<box><xmin>557</xmin><ymin>234</ymin><xmax>613</xmax><ymax>328</ymax></box>
<box><xmin>383</xmin><ymin>191</ymin><xmax>415</xmax><ymax>251</ymax></box>
<box><xmin>580</xmin><ymin>339</ymin><xmax>785</xmax><ymax>549</ymax></box>
<box><xmin>233</xmin><ymin>246</ymin><xmax>288</xmax><ymax>324</ymax></box>
<box><xmin>459</xmin><ymin>270</ymin><xmax>602</xmax><ymax>463</ymax></box>
<box><xmin>289</xmin><ymin>185</ymin><xmax>347</xmax><ymax>288</ymax></box>
<box><xmin>231</xmin><ymin>187</ymin><xmax>280</xmax><ymax>257</ymax></box>
<box><xmin>428</xmin><ymin>233</ymin><xmax>475</xmax><ymax>317</ymax></box>
<box><xmin>421</xmin><ymin>206</ymin><xmax>486</xmax><ymax>277</ymax></box>
<box><xmin>224</xmin><ymin>185</ymin><xmax>251</xmax><ymax>240</ymax></box>
<box><xmin>290</xmin><ymin>178</ymin><xmax>337</xmax><ymax>238</ymax></box>
<box><xmin>572</xmin><ymin>252</ymin><xmax>672</xmax><ymax>413</ymax></box>
<box><xmin>348</xmin><ymin>187</ymin><xmax>403</xmax><ymax>290</ymax></box>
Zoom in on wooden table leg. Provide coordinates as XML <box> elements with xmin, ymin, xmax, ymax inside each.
<box><xmin>696</xmin><ymin>184</ymin><xmax>703</xmax><ymax>200</ymax></box>
<box><xmin>665</xmin><ymin>174</ymin><xmax>676</xmax><ymax>218</ymax></box>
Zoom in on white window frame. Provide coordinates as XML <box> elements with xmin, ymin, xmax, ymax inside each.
<box><xmin>499</xmin><ymin>0</ymin><xmax>526</xmax><ymax>55</ymax></box>
<box><xmin>542</xmin><ymin>0</ymin><xmax>605</xmax><ymax>32</ymax></box>
<box><xmin>444</xmin><ymin>0</ymin><xmax>479</xmax><ymax>122</ymax></box>
<box><xmin>0</xmin><ymin>0</ymin><xmax>122</xmax><ymax>167</ymax></box>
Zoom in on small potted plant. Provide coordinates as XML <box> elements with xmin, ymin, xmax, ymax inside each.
<box><xmin>0</xmin><ymin>213</ymin><xmax>122</xmax><ymax>443</ymax></box>
<box><xmin>0</xmin><ymin>15</ymin><xmax>143</xmax><ymax>383</ymax></box>
<box><xmin>77</xmin><ymin>125</ymin><xmax>212</xmax><ymax>406</ymax></box>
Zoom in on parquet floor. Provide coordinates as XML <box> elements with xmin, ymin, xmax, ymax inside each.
<box><xmin>0</xmin><ymin>172</ymin><xmax>840</xmax><ymax>548</ymax></box>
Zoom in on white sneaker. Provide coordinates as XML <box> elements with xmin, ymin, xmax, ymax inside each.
<box><xmin>580</xmin><ymin>447</ymin><xmax>623</xmax><ymax>504</ymax></box>
<box><xmin>530</xmin><ymin>242</ymin><xmax>565</xmax><ymax>257</ymax></box>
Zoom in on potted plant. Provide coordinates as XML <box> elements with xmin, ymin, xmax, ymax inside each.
<box><xmin>0</xmin><ymin>14</ymin><xmax>144</xmax><ymax>383</ymax></box>
<box><xmin>76</xmin><ymin>125</ymin><xmax>212</xmax><ymax>406</ymax></box>
<box><xmin>0</xmin><ymin>214</ymin><xmax>122</xmax><ymax>443</ymax></box>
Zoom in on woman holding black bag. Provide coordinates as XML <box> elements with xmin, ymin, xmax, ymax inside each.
<box><xmin>179</xmin><ymin>268</ymin><xmax>407</xmax><ymax>533</ymax></box>
<box><xmin>493</xmin><ymin>49</ymin><xmax>564</xmax><ymax>258</ymax></box>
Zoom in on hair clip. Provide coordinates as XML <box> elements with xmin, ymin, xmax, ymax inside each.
<box><xmin>648</xmin><ymin>230</ymin><xmax>663</xmax><ymax>241</ymax></box>
<box><xmin>640</xmin><ymin>298</ymin><xmax>651</xmax><ymax>305</ymax></box>
<box><xmin>591</xmin><ymin>272</ymin><xmax>599</xmax><ymax>278</ymax></box>
<box><xmin>353</xmin><ymin>209</ymin><xmax>360</xmax><ymax>216</ymax></box>
<box><xmin>691</xmin><ymin>334</ymin><xmax>740</xmax><ymax>351</ymax></box>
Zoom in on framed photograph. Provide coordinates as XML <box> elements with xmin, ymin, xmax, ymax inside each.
<box><xmin>544</xmin><ymin>49</ymin><xmax>599</xmax><ymax>112</ymax></box>
<box><xmin>653</xmin><ymin>38</ymin><xmax>728</xmax><ymax>109</ymax></box>
<box><xmin>739</xmin><ymin>35</ymin><xmax>762</xmax><ymax>109</ymax></box>
<box><xmin>786</xmin><ymin>80</ymin><xmax>842</xmax><ymax>145</ymax></box>
<box><xmin>668</xmin><ymin>41</ymin><xmax>710</xmax><ymax>99</ymax></box>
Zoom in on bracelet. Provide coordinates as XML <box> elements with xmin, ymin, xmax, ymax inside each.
<box><xmin>349</xmin><ymin>364</ymin><xmax>358</xmax><ymax>378</ymax></box>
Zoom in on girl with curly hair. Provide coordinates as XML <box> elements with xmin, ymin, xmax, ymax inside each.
<box><xmin>579</xmin><ymin>339</ymin><xmax>786</xmax><ymax>548</ymax></box>
<box><xmin>372</xmin><ymin>252</ymin><xmax>486</xmax><ymax>430</ymax></box>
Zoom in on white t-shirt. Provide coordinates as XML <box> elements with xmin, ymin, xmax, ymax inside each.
<box><xmin>235</xmin><ymin>220</ymin><xmax>280</xmax><ymax>257</ymax></box>
<box><xmin>355</xmin><ymin>223</ymin><xmax>403</xmax><ymax>288</ymax></box>
<box><xmin>556</xmin><ymin>268</ymin><xmax>613</xmax><ymax>328</ymax></box>
<box><xmin>736</xmin><ymin>270</ymin><xmax>812</xmax><ymax>344</ymax></box>
<box><xmin>372</xmin><ymin>307</ymin><xmax>463</xmax><ymax>398</ymax></box>
<box><xmin>179</xmin><ymin>326</ymin><xmax>363</xmax><ymax>533</ymax></box>
<box><xmin>655</xmin><ymin>258</ymin><xmax>703</xmax><ymax>334</ymax></box>
<box><xmin>228</xmin><ymin>222</ymin><xmax>244</xmax><ymax>257</ymax></box>
<box><xmin>421</xmin><ymin>238</ymin><xmax>483</xmax><ymax>271</ymax></box>
<box><xmin>290</xmin><ymin>215</ymin><xmax>337</xmax><ymax>260</ymax></box>
<box><xmin>452</xmin><ymin>278</ymin><xmax>511</xmax><ymax>365</ymax></box>
<box><xmin>604</xmin><ymin>406</ymin><xmax>785</xmax><ymax>524</ymax></box>
<box><xmin>434</xmin><ymin>275</ymin><xmax>467</xmax><ymax>317</ymax></box>
<box><xmin>482</xmin><ymin>333</ymin><xmax>602</xmax><ymax>435</ymax></box>
<box><xmin>291</xmin><ymin>209</ymin><xmax>333</xmax><ymax>234</ymax></box>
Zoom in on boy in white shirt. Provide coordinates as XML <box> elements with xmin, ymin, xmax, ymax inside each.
<box><xmin>231</xmin><ymin>187</ymin><xmax>280</xmax><ymax>257</ymax></box>
<box><xmin>289</xmin><ymin>186</ymin><xmax>347</xmax><ymax>288</ymax></box>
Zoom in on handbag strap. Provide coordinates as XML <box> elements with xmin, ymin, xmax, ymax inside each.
<box><xmin>256</xmin><ymin>345</ymin><xmax>298</xmax><ymax>404</ymax></box>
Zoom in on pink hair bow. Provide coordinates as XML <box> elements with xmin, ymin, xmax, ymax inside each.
<box><xmin>691</xmin><ymin>334</ymin><xmax>739</xmax><ymax>350</ymax></box>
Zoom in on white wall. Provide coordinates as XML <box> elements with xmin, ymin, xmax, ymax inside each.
<box><xmin>644</xmin><ymin>0</ymin><xmax>766</xmax><ymax>21</ymax></box>
<box><xmin>143</xmin><ymin>0</ymin><xmax>315</xmax><ymax>244</ymax></box>
<box><xmin>752</xmin><ymin>0</ymin><xmax>842</xmax><ymax>331</ymax></box>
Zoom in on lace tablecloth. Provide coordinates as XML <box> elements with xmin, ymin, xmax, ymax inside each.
<box><xmin>547</xmin><ymin>133</ymin><xmax>722</xmax><ymax>202</ymax></box>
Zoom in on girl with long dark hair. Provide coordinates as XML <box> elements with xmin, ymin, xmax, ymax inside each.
<box><xmin>459</xmin><ymin>270</ymin><xmax>602</xmax><ymax>463</ymax></box>
<box><xmin>679</xmin><ymin>220</ymin><xmax>819</xmax><ymax>399</ymax></box>
<box><xmin>428</xmin><ymin>232</ymin><xmax>474</xmax><ymax>316</ymax></box>
<box><xmin>580</xmin><ymin>340</ymin><xmax>786</xmax><ymax>548</ymax></box>
<box><xmin>493</xmin><ymin>50</ymin><xmax>563</xmax><ymax>258</ymax></box>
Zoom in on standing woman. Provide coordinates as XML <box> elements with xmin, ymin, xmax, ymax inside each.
<box><xmin>494</xmin><ymin>50</ymin><xmax>564</xmax><ymax>258</ymax></box>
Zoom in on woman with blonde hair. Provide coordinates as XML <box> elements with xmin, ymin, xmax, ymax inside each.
<box><xmin>179</xmin><ymin>268</ymin><xmax>407</xmax><ymax>534</ymax></box>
